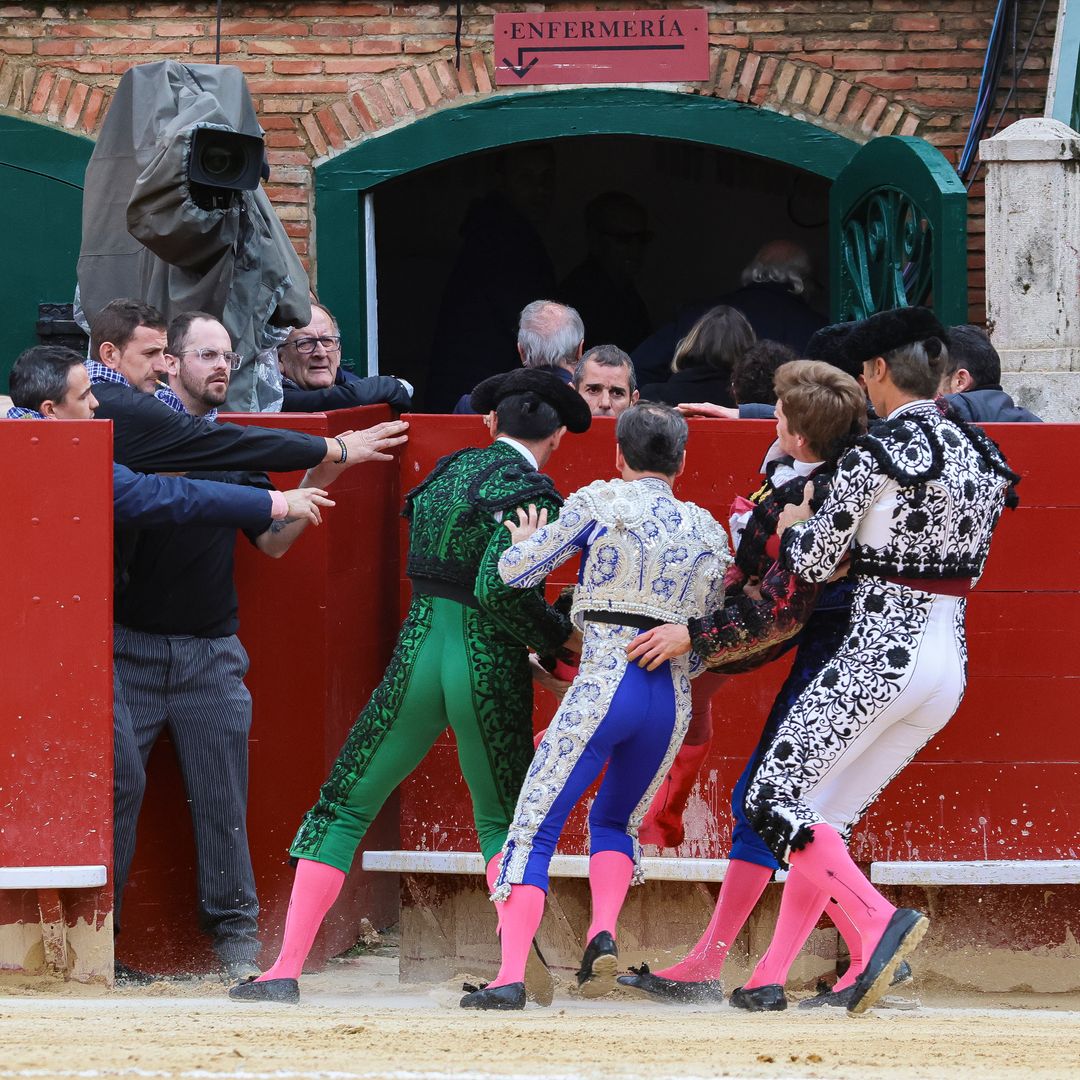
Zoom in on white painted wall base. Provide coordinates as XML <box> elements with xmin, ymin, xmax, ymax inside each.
<box><xmin>0</xmin><ymin>866</ymin><xmax>107</xmax><ymax>889</ymax></box>
<box><xmin>365</xmin><ymin>850</ymin><xmax>1080</xmax><ymax>887</ymax></box>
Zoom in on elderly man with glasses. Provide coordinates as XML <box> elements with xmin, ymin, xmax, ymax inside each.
<box><xmin>278</xmin><ymin>302</ymin><xmax>412</xmax><ymax>413</ymax></box>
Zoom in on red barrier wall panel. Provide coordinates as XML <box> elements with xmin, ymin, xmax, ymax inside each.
<box><xmin>396</xmin><ymin>419</ymin><xmax>1080</xmax><ymax>866</ymax></box>
<box><xmin>0</xmin><ymin>420</ymin><xmax>113</xmax><ymax>952</ymax></box>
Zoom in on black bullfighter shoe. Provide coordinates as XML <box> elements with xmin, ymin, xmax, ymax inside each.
<box><xmin>576</xmin><ymin>931</ymin><xmax>618</xmax><ymax>998</ymax></box>
<box><xmin>617</xmin><ymin>963</ymin><xmax>724</xmax><ymax>1005</ymax></box>
<box><xmin>459</xmin><ymin>982</ymin><xmax>526</xmax><ymax>1010</ymax></box>
<box><xmin>798</xmin><ymin>960</ymin><xmax>913</xmax><ymax>1010</ymax></box>
<box><xmin>848</xmin><ymin>909</ymin><xmax>928</xmax><ymax>1016</ymax></box>
<box><xmin>228</xmin><ymin>978</ymin><xmax>300</xmax><ymax>1004</ymax></box>
<box><xmin>729</xmin><ymin>983</ymin><xmax>788</xmax><ymax>1011</ymax></box>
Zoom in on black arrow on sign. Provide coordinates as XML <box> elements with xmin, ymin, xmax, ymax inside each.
<box><xmin>500</xmin><ymin>43</ymin><xmax>685</xmax><ymax>79</ymax></box>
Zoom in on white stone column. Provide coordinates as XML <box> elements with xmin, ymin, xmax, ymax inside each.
<box><xmin>981</xmin><ymin>117</ymin><xmax>1080</xmax><ymax>421</ymax></box>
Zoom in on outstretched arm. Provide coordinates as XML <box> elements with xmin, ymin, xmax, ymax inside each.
<box><xmin>497</xmin><ymin>490</ymin><xmax>596</xmax><ymax>589</ymax></box>
<box><xmin>475</xmin><ymin>493</ymin><xmax>578</xmax><ymax>656</ymax></box>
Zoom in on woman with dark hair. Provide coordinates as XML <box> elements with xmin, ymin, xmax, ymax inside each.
<box><xmin>640</xmin><ymin>305</ymin><xmax>755</xmax><ymax>407</ymax></box>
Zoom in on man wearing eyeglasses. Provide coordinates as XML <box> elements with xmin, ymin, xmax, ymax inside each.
<box><xmin>112</xmin><ymin>310</ymin><xmax>364</xmax><ymax>985</ymax></box>
<box><xmin>278</xmin><ymin>303</ymin><xmax>412</xmax><ymax>413</ymax></box>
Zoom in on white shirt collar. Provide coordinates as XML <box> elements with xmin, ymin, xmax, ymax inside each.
<box><xmin>888</xmin><ymin>399</ymin><xmax>935</xmax><ymax>420</ymax></box>
<box><xmin>497</xmin><ymin>435</ymin><xmax>539</xmax><ymax>470</ymax></box>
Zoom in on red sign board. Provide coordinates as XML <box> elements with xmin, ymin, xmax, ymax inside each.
<box><xmin>493</xmin><ymin>9</ymin><xmax>709</xmax><ymax>87</ymax></box>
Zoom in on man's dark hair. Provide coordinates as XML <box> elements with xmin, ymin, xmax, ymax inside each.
<box><xmin>945</xmin><ymin>324</ymin><xmax>1000</xmax><ymax>388</ymax></box>
<box><xmin>731</xmin><ymin>339</ymin><xmax>796</xmax><ymax>405</ymax></box>
<box><xmin>89</xmin><ymin>298</ymin><xmax>166</xmax><ymax>362</ymax></box>
<box><xmin>495</xmin><ymin>392</ymin><xmax>563</xmax><ymax>440</ymax></box>
<box><xmin>574</xmin><ymin>344</ymin><xmax>637</xmax><ymax>394</ymax></box>
<box><xmin>616</xmin><ymin>401</ymin><xmax>688</xmax><ymax>476</ymax></box>
<box><xmin>8</xmin><ymin>345</ymin><xmax>85</xmax><ymax>411</ymax></box>
<box><xmin>167</xmin><ymin>311</ymin><xmax>223</xmax><ymax>359</ymax></box>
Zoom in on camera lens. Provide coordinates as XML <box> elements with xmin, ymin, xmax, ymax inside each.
<box><xmin>199</xmin><ymin>137</ymin><xmax>243</xmax><ymax>184</ymax></box>
<box><xmin>189</xmin><ymin>127</ymin><xmax>265</xmax><ymax>192</ymax></box>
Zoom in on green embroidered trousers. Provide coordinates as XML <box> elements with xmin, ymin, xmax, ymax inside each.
<box><xmin>290</xmin><ymin>594</ymin><xmax>535</xmax><ymax>871</ymax></box>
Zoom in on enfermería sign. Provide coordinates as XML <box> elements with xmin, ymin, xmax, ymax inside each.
<box><xmin>493</xmin><ymin>9</ymin><xmax>710</xmax><ymax>86</ymax></box>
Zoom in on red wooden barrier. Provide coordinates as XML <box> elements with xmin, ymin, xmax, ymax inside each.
<box><xmin>0</xmin><ymin>420</ymin><xmax>113</xmax><ymax>980</ymax></box>
<box><xmin>396</xmin><ymin>417</ymin><xmax>1080</xmax><ymax>866</ymax></box>
<box><xmin>2</xmin><ymin>411</ymin><xmax>1076</xmax><ymax>980</ymax></box>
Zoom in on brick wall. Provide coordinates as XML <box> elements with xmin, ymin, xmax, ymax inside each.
<box><xmin>0</xmin><ymin>1</ymin><xmax>1060</xmax><ymax>321</ymax></box>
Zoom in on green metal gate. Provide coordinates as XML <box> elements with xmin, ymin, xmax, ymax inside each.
<box><xmin>0</xmin><ymin>117</ymin><xmax>93</xmax><ymax>390</ymax></box>
<box><xmin>829</xmin><ymin>135</ymin><xmax>968</xmax><ymax>325</ymax></box>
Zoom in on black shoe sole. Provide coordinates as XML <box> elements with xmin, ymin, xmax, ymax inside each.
<box><xmin>848</xmin><ymin>911</ymin><xmax>928</xmax><ymax>1017</ymax></box>
<box><xmin>578</xmin><ymin>951</ymin><xmax>618</xmax><ymax>999</ymax></box>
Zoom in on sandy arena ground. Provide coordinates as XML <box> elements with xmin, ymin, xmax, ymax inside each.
<box><xmin>3</xmin><ymin>954</ymin><xmax>1080</xmax><ymax>1080</ymax></box>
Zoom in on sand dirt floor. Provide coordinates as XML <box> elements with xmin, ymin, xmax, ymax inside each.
<box><xmin>3</xmin><ymin>955</ymin><xmax>1080</xmax><ymax>1080</ymax></box>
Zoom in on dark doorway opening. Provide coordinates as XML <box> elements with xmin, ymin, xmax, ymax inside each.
<box><xmin>372</xmin><ymin>135</ymin><xmax>830</xmax><ymax>410</ymax></box>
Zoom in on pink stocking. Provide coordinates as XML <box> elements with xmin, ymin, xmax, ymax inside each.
<box><xmin>257</xmin><ymin>858</ymin><xmax>345</xmax><ymax>982</ymax></box>
<box><xmin>787</xmin><ymin>824</ymin><xmax>895</xmax><ymax>965</ymax></box>
<box><xmin>586</xmin><ymin>851</ymin><xmax>634</xmax><ymax>941</ymax></box>
<box><xmin>489</xmin><ymin>884</ymin><xmax>546</xmax><ymax>987</ymax></box>
<box><xmin>826</xmin><ymin>897</ymin><xmax>864</xmax><ymax>991</ymax></box>
<box><xmin>655</xmin><ymin>859</ymin><xmax>772</xmax><ymax>982</ymax></box>
<box><xmin>745</xmin><ymin>865</ymin><xmax>829</xmax><ymax>989</ymax></box>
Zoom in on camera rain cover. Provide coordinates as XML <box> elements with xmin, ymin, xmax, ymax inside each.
<box><xmin>77</xmin><ymin>60</ymin><xmax>311</xmax><ymax>411</ymax></box>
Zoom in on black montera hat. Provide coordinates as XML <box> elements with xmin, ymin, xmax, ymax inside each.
<box><xmin>470</xmin><ymin>368</ymin><xmax>593</xmax><ymax>434</ymax></box>
<box><xmin>806</xmin><ymin>307</ymin><xmax>946</xmax><ymax>376</ymax></box>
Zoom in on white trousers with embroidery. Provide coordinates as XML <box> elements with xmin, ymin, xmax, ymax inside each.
<box><xmin>746</xmin><ymin>578</ymin><xmax>967</xmax><ymax>865</ymax></box>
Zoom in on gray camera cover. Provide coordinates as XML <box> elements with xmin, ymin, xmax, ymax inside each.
<box><xmin>77</xmin><ymin>60</ymin><xmax>311</xmax><ymax>411</ymax></box>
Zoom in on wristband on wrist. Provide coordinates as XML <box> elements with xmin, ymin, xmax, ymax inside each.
<box><xmin>334</xmin><ymin>436</ymin><xmax>348</xmax><ymax>463</ymax></box>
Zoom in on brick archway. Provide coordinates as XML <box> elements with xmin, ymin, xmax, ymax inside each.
<box><xmin>302</xmin><ymin>44</ymin><xmax>924</xmax><ymax>164</ymax></box>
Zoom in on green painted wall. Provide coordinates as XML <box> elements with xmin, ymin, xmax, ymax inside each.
<box><xmin>0</xmin><ymin>117</ymin><xmax>93</xmax><ymax>391</ymax></box>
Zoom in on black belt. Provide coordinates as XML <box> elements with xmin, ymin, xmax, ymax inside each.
<box><xmin>410</xmin><ymin>577</ymin><xmax>480</xmax><ymax>610</ymax></box>
<box><xmin>581</xmin><ymin>609</ymin><xmax>665</xmax><ymax>631</ymax></box>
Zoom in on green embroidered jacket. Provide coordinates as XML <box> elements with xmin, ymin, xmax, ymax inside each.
<box><xmin>403</xmin><ymin>439</ymin><xmax>571</xmax><ymax>655</ymax></box>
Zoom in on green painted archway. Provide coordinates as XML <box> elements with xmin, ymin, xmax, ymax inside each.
<box><xmin>1</xmin><ymin>116</ymin><xmax>93</xmax><ymax>389</ymax></box>
<box><xmin>314</xmin><ymin>88</ymin><xmax>862</xmax><ymax>370</ymax></box>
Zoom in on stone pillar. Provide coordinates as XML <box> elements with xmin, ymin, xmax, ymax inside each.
<box><xmin>981</xmin><ymin>117</ymin><xmax>1080</xmax><ymax>421</ymax></box>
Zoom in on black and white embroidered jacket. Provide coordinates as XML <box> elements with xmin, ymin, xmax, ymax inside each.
<box><xmin>780</xmin><ymin>399</ymin><xmax>1019</xmax><ymax>584</ymax></box>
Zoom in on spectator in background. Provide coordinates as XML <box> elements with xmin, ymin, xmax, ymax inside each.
<box><xmin>940</xmin><ymin>325</ymin><xmax>1041</xmax><ymax>423</ymax></box>
<box><xmin>632</xmin><ymin>241</ymin><xmax>826</xmax><ymax>386</ymax></box>
<box><xmin>573</xmin><ymin>344</ymin><xmax>639</xmax><ymax>417</ymax></box>
<box><xmin>640</xmin><ymin>306</ymin><xmax>754</xmax><ymax>408</ymax></box>
<box><xmin>731</xmin><ymin>340</ymin><xmax>797</xmax><ymax>408</ymax></box>
<box><xmin>278</xmin><ymin>302</ymin><xmax>412</xmax><ymax>413</ymax></box>
<box><xmin>559</xmin><ymin>192</ymin><xmax>652</xmax><ymax>354</ymax></box>
<box><xmin>452</xmin><ymin>300</ymin><xmax>585</xmax><ymax>414</ymax></box>
<box><xmin>86</xmin><ymin>298</ymin><xmax>407</xmax><ymax>473</ymax></box>
<box><xmin>426</xmin><ymin>144</ymin><xmax>558</xmax><ymax>411</ymax></box>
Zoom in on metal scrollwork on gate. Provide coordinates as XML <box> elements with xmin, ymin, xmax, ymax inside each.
<box><xmin>839</xmin><ymin>188</ymin><xmax>933</xmax><ymax>322</ymax></box>
<box><xmin>829</xmin><ymin>135</ymin><xmax>967</xmax><ymax>326</ymax></box>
